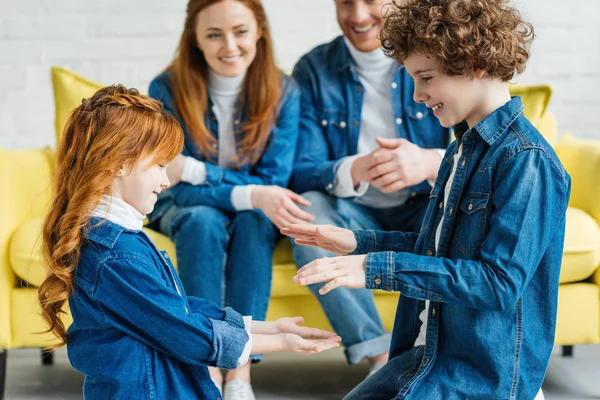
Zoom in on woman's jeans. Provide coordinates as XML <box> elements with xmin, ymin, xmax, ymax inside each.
<box><xmin>160</xmin><ymin>205</ymin><xmax>277</xmax><ymax>362</ymax></box>
<box><xmin>291</xmin><ymin>191</ymin><xmax>428</xmax><ymax>365</ymax></box>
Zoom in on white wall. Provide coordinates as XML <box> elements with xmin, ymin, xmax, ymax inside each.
<box><xmin>0</xmin><ymin>0</ymin><xmax>598</xmax><ymax>149</ymax></box>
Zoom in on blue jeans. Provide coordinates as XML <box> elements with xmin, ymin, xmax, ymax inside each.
<box><xmin>160</xmin><ymin>205</ymin><xmax>277</xmax><ymax>362</ymax></box>
<box><xmin>290</xmin><ymin>191</ymin><xmax>428</xmax><ymax>365</ymax></box>
<box><xmin>344</xmin><ymin>346</ymin><xmax>425</xmax><ymax>399</ymax></box>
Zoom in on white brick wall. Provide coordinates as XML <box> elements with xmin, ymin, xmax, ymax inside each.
<box><xmin>0</xmin><ymin>0</ymin><xmax>598</xmax><ymax>149</ymax></box>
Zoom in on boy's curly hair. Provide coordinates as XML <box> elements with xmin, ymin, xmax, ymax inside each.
<box><xmin>380</xmin><ymin>0</ymin><xmax>534</xmax><ymax>81</ymax></box>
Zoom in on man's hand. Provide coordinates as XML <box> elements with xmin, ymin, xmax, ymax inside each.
<box><xmin>365</xmin><ymin>137</ymin><xmax>442</xmax><ymax>193</ymax></box>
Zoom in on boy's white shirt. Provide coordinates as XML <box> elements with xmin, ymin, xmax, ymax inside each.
<box><xmin>91</xmin><ymin>194</ymin><xmax>253</xmax><ymax>367</ymax></box>
<box><xmin>179</xmin><ymin>69</ymin><xmax>255</xmax><ymax>211</ymax></box>
<box><xmin>413</xmin><ymin>147</ymin><xmax>545</xmax><ymax>399</ymax></box>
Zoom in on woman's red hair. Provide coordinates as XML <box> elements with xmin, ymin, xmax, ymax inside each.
<box><xmin>169</xmin><ymin>0</ymin><xmax>282</xmax><ymax>165</ymax></box>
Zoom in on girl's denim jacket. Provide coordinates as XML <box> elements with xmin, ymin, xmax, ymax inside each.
<box><xmin>147</xmin><ymin>70</ymin><xmax>300</xmax><ymax>224</ymax></box>
<box><xmin>351</xmin><ymin>97</ymin><xmax>571</xmax><ymax>399</ymax></box>
<box><xmin>67</xmin><ymin>217</ymin><xmax>247</xmax><ymax>399</ymax></box>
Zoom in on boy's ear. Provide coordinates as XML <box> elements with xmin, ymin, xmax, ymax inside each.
<box><xmin>473</xmin><ymin>69</ymin><xmax>486</xmax><ymax>79</ymax></box>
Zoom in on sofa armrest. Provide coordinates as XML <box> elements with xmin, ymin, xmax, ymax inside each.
<box><xmin>555</xmin><ymin>134</ymin><xmax>600</xmax><ymax>224</ymax></box>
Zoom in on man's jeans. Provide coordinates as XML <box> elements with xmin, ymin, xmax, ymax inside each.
<box><xmin>291</xmin><ymin>191</ymin><xmax>428</xmax><ymax>365</ymax></box>
<box><xmin>160</xmin><ymin>205</ymin><xmax>277</xmax><ymax>362</ymax></box>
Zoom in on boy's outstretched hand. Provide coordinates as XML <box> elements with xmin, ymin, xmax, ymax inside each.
<box><xmin>281</xmin><ymin>224</ymin><xmax>357</xmax><ymax>255</ymax></box>
<box><xmin>281</xmin><ymin>333</ymin><xmax>341</xmax><ymax>355</ymax></box>
<box><xmin>293</xmin><ymin>255</ymin><xmax>368</xmax><ymax>295</ymax></box>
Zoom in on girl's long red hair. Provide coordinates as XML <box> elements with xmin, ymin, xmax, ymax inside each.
<box><xmin>38</xmin><ymin>85</ymin><xmax>184</xmax><ymax>348</ymax></box>
<box><xmin>169</xmin><ymin>0</ymin><xmax>282</xmax><ymax>165</ymax></box>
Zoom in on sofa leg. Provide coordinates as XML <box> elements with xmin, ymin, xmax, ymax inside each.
<box><xmin>562</xmin><ymin>345</ymin><xmax>573</xmax><ymax>357</ymax></box>
<box><xmin>1</xmin><ymin>349</ymin><xmax>7</xmax><ymax>400</ymax></box>
<box><xmin>41</xmin><ymin>349</ymin><xmax>54</xmax><ymax>366</ymax></box>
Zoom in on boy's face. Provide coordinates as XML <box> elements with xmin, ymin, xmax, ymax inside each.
<box><xmin>335</xmin><ymin>0</ymin><xmax>388</xmax><ymax>52</ymax></box>
<box><xmin>111</xmin><ymin>156</ymin><xmax>171</xmax><ymax>215</ymax></box>
<box><xmin>404</xmin><ymin>52</ymin><xmax>484</xmax><ymax>128</ymax></box>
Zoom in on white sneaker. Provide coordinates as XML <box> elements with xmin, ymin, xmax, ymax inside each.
<box><xmin>223</xmin><ymin>379</ymin><xmax>256</xmax><ymax>400</ymax></box>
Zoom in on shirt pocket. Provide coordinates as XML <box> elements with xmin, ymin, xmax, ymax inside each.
<box><xmin>318</xmin><ymin>110</ymin><xmax>350</xmax><ymax>154</ymax></box>
<box><xmin>453</xmin><ymin>194</ymin><xmax>491</xmax><ymax>254</ymax></box>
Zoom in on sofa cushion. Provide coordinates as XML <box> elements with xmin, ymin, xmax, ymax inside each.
<box><xmin>51</xmin><ymin>66</ymin><xmax>103</xmax><ymax>142</ymax></box>
<box><xmin>10</xmin><ymin>217</ymin><xmax>177</xmax><ymax>288</ymax></box>
<box><xmin>508</xmin><ymin>84</ymin><xmax>552</xmax><ymax>128</ymax></box>
<box><xmin>560</xmin><ymin>207</ymin><xmax>600</xmax><ymax>284</ymax></box>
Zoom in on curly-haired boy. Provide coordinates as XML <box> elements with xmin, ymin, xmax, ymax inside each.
<box><xmin>283</xmin><ymin>0</ymin><xmax>571</xmax><ymax>398</ymax></box>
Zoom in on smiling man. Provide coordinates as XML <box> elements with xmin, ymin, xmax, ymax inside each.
<box><xmin>288</xmin><ymin>0</ymin><xmax>450</xmax><ymax>375</ymax></box>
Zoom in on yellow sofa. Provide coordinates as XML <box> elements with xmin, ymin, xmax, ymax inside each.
<box><xmin>1</xmin><ymin>67</ymin><xmax>599</xmax><ymax>397</ymax></box>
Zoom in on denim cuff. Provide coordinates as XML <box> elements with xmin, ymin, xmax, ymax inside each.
<box><xmin>349</xmin><ymin>230</ymin><xmax>378</xmax><ymax>255</ymax></box>
<box><xmin>204</xmin><ymin>162</ymin><xmax>224</xmax><ymax>186</ymax></box>
<box><xmin>344</xmin><ymin>332</ymin><xmax>392</xmax><ymax>365</ymax></box>
<box><xmin>365</xmin><ymin>251</ymin><xmax>399</xmax><ymax>292</ymax></box>
<box><xmin>209</xmin><ymin>307</ymin><xmax>250</xmax><ymax>370</ymax></box>
<box><xmin>320</xmin><ymin>160</ymin><xmax>339</xmax><ymax>195</ymax></box>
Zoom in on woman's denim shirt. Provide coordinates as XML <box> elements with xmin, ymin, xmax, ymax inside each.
<box><xmin>147</xmin><ymin>70</ymin><xmax>300</xmax><ymax>223</ymax></box>
<box><xmin>351</xmin><ymin>97</ymin><xmax>571</xmax><ymax>399</ymax></box>
<box><xmin>290</xmin><ymin>35</ymin><xmax>450</xmax><ymax>196</ymax></box>
<box><xmin>67</xmin><ymin>218</ymin><xmax>248</xmax><ymax>399</ymax></box>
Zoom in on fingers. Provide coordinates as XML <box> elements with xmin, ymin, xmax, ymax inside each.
<box><xmin>296</xmin><ymin>256</ymin><xmax>338</xmax><ymax>275</ymax></box>
<box><xmin>375</xmin><ymin>136</ymin><xmax>407</xmax><ymax>149</ymax></box>
<box><xmin>294</xmin><ymin>267</ymin><xmax>345</xmax><ymax>286</ymax></box>
<box><xmin>380</xmin><ymin>179</ymin><xmax>408</xmax><ymax>193</ymax></box>
<box><xmin>280</xmin><ymin>223</ymin><xmax>321</xmax><ymax>239</ymax></box>
<box><xmin>371</xmin><ymin>170</ymin><xmax>403</xmax><ymax>188</ymax></box>
<box><xmin>286</xmin><ymin>190</ymin><xmax>312</xmax><ymax>207</ymax></box>
<box><xmin>319</xmin><ymin>277</ymin><xmax>346</xmax><ymax>295</ymax></box>
<box><xmin>285</xmin><ymin>199</ymin><xmax>315</xmax><ymax>222</ymax></box>
<box><xmin>367</xmin><ymin>160</ymin><xmax>398</xmax><ymax>181</ymax></box>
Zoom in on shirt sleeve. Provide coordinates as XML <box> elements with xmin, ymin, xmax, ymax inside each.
<box><xmin>334</xmin><ymin>155</ymin><xmax>369</xmax><ymax>198</ymax></box>
<box><xmin>94</xmin><ymin>257</ymin><xmax>249</xmax><ymax>370</ymax></box>
<box><xmin>181</xmin><ymin>157</ymin><xmax>207</xmax><ymax>185</ymax></box>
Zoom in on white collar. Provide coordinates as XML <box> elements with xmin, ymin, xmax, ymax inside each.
<box><xmin>91</xmin><ymin>195</ymin><xmax>145</xmax><ymax>231</ymax></box>
<box><xmin>343</xmin><ymin>36</ymin><xmax>395</xmax><ymax>72</ymax></box>
<box><xmin>208</xmin><ymin>69</ymin><xmax>246</xmax><ymax>96</ymax></box>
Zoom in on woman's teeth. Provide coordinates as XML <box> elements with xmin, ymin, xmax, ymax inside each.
<box><xmin>221</xmin><ymin>55</ymin><xmax>241</xmax><ymax>63</ymax></box>
<box><xmin>353</xmin><ymin>24</ymin><xmax>374</xmax><ymax>33</ymax></box>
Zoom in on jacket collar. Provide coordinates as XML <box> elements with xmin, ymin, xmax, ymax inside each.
<box><xmin>86</xmin><ymin>217</ymin><xmax>129</xmax><ymax>249</ymax></box>
<box><xmin>454</xmin><ymin>96</ymin><xmax>524</xmax><ymax>146</ymax></box>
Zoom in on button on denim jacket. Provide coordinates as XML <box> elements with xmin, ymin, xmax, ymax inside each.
<box><xmin>290</xmin><ymin>35</ymin><xmax>449</xmax><ymax>196</ymax></box>
<box><xmin>147</xmin><ymin>71</ymin><xmax>300</xmax><ymax>223</ymax></box>
<box><xmin>352</xmin><ymin>97</ymin><xmax>571</xmax><ymax>399</ymax></box>
<box><xmin>67</xmin><ymin>218</ymin><xmax>248</xmax><ymax>399</ymax></box>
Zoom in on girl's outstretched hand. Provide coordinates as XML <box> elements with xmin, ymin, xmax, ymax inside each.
<box><xmin>281</xmin><ymin>224</ymin><xmax>357</xmax><ymax>255</ymax></box>
<box><xmin>293</xmin><ymin>255</ymin><xmax>367</xmax><ymax>295</ymax></box>
<box><xmin>275</xmin><ymin>316</ymin><xmax>339</xmax><ymax>340</ymax></box>
<box><xmin>280</xmin><ymin>333</ymin><xmax>341</xmax><ymax>355</ymax></box>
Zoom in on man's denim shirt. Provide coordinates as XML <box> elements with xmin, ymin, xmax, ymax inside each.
<box><xmin>67</xmin><ymin>218</ymin><xmax>248</xmax><ymax>399</ymax></box>
<box><xmin>290</xmin><ymin>35</ymin><xmax>449</xmax><ymax>196</ymax></box>
<box><xmin>352</xmin><ymin>97</ymin><xmax>571</xmax><ymax>399</ymax></box>
<box><xmin>147</xmin><ymin>71</ymin><xmax>300</xmax><ymax>222</ymax></box>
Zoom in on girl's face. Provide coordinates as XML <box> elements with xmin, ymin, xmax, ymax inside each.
<box><xmin>111</xmin><ymin>156</ymin><xmax>171</xmax><ymax>215</ymax></box>
<box><xmin>335</xmin><ymin>0</ymin><xmax>388</xmax><ymax>52</ymax></box>
<box><xmin>195</xmin><ymin>0</ymin><xmax>261</xmax><ymax>77</ymax></box>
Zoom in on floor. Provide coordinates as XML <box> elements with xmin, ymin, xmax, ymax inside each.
<box><xmin>4</xmin><ymin>345</ymin><xmax>600</xmax><ymax>399</ymax></box>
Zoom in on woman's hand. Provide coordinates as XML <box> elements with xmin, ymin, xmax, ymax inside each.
<box><xmin>275</xmin><ymin>316</ymin><xmax>339</xmax><ymax>340</ymax></box>
<box><xmin>166</xmin><ymin>154</ymin><xmax>187</xmax><ymax>186</ymax></box>
<box><xmin>281</xmin><ymin>224</ymin><xmax>357</xmax><ymax>255</ymax></box>
<box><xmin>294</xmin><ymin>255</ymin><xmax>367</xmax><ymax>295</ymax></box>
<box><xmin>280</xmin><ymin>333</ymin><xmax>341</xmax><ymax>355</ymax></box>
<box><xmin>251</xmin><ymin>186</ymin><xmax>314</xmax><ymax>229</ymax></box>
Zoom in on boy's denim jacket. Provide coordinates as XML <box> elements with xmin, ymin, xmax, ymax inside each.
<box><xmin>68</xmin><ymin>217</ymin><xmax>247</xmax><ymax>399</ymax></box>
<box><xmin>351</xmin><ymin>97</ymin><xmax>571</xmax><ymax>399</ymax></box>
<box><xmin>290</xmin><ymin>35</ymin><xmax>449</xmax><ymax>196</ymax></box>
<box><xmin>147</xmin><ymin>70</ymin><xmax>300</xmax><ymax>223</ymax></box>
